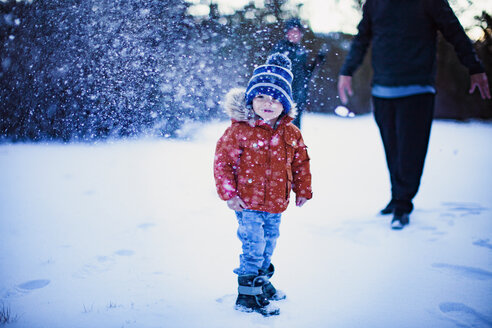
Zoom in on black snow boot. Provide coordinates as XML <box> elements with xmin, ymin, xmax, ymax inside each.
<box><xmin>259</xmin><ymin>264</ymin><xmax>286</xmax><ymax>301</ymax></box>
<box><xmin>380</xmin><ymin>200</ymin><xmax>395</xmax><ymax>215</ymax></box>
<box><xmin>235</xmin><ymin>274</ymin><xmax>280</xmax><ymax>316</ymax></box>
<box><xmin>391</xmin><ymin>210</ymin><xmax>410</xmax><ymax>230</ymax></box>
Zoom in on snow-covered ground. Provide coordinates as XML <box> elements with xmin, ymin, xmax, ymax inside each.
<box><xmin>1</xmin><ymin>113</ymin><xmax>491</xmax><ymax>328</ymax></box>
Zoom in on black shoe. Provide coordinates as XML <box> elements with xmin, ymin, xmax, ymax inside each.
<box><xmin>235</xmin><ymin>275</ymin><xmax>280</xmax><ymax>316</ymax></box>
<box><xmin>391</xmin><ymin>211</ymin><xmax>410</xmax><ymax>230</ymax></box>
<box><xmin>258</xmin><ymin>264</ymin><xmax>286</xmax><ymax>301</ymax></box>
<box><xmin>380</xmin><ymin>200</ymin><xmax>395</xmax><ymax>215</ymax></box>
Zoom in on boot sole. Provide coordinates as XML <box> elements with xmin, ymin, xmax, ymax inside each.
<box><xmin>235</xmin><ymin>304</ymin><xmax>280</xmax><ymax>316</ymax></box>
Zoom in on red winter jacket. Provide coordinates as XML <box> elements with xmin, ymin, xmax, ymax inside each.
<box><xmin>214</xmin><ymin>88</ymin><xmax>312</xmax><ymax>214</ymax></box>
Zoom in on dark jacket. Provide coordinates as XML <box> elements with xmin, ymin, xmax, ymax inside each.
<box><xmin>271</xmin><ymin>40</ymin><xmax>315</xmax><ymax>107</ymax></box>
<box><xmin>340</xmin><ymin>0</ymin><xmax>484</xmax><ymax>86</ymax></box>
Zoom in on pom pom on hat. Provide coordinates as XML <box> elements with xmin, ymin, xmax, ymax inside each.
<box><xmin>245</xmin><ymin>53</ymin><xmax>294</xmax><ymax>114</ymax></box>
<box><xmin>266</xmin><ymin>53</ymin><xmax>292</xmax><ymax>71</ymax></box>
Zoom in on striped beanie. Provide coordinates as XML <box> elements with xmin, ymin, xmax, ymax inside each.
<box><xmin>245</xmin><ymin>53</ymin><xmax>294</xmax><ymax>114</ymax></box>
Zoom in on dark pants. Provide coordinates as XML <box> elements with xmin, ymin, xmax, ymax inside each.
<box><xmin>373</xmin><ymin>93</ymin><xmax>435</xmax><ymax>213</ymax></box>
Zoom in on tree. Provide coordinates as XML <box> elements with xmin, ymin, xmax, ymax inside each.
<box><xmin>0</xmin><ymin>0</ymin><xmax>203</xmax><ymax>141</ymax></box>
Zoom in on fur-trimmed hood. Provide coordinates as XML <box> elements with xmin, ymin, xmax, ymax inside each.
<box><xmin>223</xmin><ymin>88</ymin><xmax>297</xmax><ymax>125</ymax></box>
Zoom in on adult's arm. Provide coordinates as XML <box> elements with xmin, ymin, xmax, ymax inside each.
<box><xmin>338</xmin><ymin>1</ymin><xmax>373</xmax><ymax>103</ymax></box>
<box><xmin>427</xmin><ymin>0</ymin><xmax>484</xmax><ymax>75</ymax></box>
<box><xmin>428</xmin><ymin>0</ymin><xmax>490</xmax><ymax>99</ymax></box>
<box><xmin>339</xmin><ymin>0</ymin><xmax>373</xmax><ymax>77</ymax></box>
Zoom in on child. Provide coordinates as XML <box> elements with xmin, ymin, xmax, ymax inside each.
<box><xmin>213</xmin><ymin>53</ymin><xmax>312</xmax><ymax>316</ymax></box>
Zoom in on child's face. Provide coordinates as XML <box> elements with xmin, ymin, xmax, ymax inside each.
<box><xmin>252</xmin><ymin>94</ymin><xmax>284</xmax><ymax>125</ymax></box>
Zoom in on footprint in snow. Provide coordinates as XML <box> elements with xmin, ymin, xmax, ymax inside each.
<box><xmin>473</xmin><ymin>239</ymin><xmax>492</xmax><ymax>251</ymax></box>
<box><xmin>73</xmin><ymin>250</ymin><xmax>135</xmax><ymax>278</ymax></box>
<box><xmin>439</xmin><ymin>302</ymin><xmax>492</xmax><ymax>327</ymax></box>
<box><xmin>216</xmin><ymin>294</ymin><xmax>236</xmax><ymax>305</ymax></box>
<box><xmin>138</xmin><ymin>223</ymin><xmax>156</xmax><ymax>230</ymax></box>
<box><xmin>441</xmin><ymin>202</ymin><xmax>487</xmax><ymax>217</ymax></box>
<box><xmin>73</xmin><ymin>260</ymin><xmax>115</xmax><ymax>279</ymax></box>
<box><xmin>73</xmin><ymin>255</ymin><xmax>118</xmax><ymax>279</ymax></box>
<box><xmin>114</xmin><ymin>249</ymin><xmax>134</xmax><ymax>256</ymax></box>
<box><xmin>17</xmin><ymin>279</ymin><xmax>50</xmax><ymax>290</ymax></box>
<box><xmin>1</xmin><ymin>279</ymin><xmax>51</xmax><ymax>299</ymax></box>
<box><xmin>432</xmin><ymin>263</ymin><xmax>492</xmax><ymax>281</ymax></box>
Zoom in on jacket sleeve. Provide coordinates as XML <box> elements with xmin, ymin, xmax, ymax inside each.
<box><xmin>214</xmin><ymin>126</ymin><xmax>242</xmax><ymax>201</ymax></box>
<box><xmin>339</xmin><ymin>0</ymin><xmax>373</xmax><ymax>76</ymax></box>
<box><xmin>427</xmin><ymin>0</ymin><xmax>484</xmax><ymax>74</ymax></box>
<box><xmin>291</xmin><ymin>135</ymin><xmax>312</xmax><ymax>199</ymax></box>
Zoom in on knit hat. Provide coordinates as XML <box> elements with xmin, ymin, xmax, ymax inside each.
<box><xmin>284</xmin><ymin>18</ymin><xmax>304</xmax><ymax>33</ymax></box>
<box><xmin>245</xmin><ymin>53</ymin><xmax>294</xmax><ymax>114</ymax></box>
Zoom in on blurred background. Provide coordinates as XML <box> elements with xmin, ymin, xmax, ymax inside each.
<box><xmin>0</xmin><ymin>0</ymin><xmax>491</xmax><ymax>141</ymax></box>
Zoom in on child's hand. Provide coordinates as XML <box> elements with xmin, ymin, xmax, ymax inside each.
<box><xmin>227</xmin><ymin>196</ymin><xmax>247</xmax><ymax>211</ymax></box>
<box><xmin>296</xmin><ymin>196</ymin><xmax>308</xmax><ymax>207</ymax></box>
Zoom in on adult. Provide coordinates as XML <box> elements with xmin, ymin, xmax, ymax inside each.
<box><xmin>337</xmin><ymin>0</ymin><xmax>490</xmax><ymax>229</ymax></box>
<box><xmin>271</xmin><ymin>18</ymin><xmax>326</xmax><ymax>129</ymax></box>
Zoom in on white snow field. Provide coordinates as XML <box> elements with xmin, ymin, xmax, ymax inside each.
<box><xmin>0</xmin><ymin>113</ymin><xmax>491</xmax><ymax>328</ymax></box>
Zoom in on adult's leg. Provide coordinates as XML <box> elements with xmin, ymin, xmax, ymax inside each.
<box><xmin>393</xmin><ymin>93</ymin><xmax>435</xmax><ymax>212</ymax></box>
<box><xmin>373</xmin><ymin>94</ymin><xmax>434</xmax><ymax>213</ymax></box>
<box><xmin>373</xmin><ymin>97</ymin><xmax>399</xmax><ymax>209</ymax></box>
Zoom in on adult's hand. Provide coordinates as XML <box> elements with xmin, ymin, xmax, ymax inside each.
<box><xmin>338</xmin><ymin>75</ymin><xmax>354</xmax><ymax>105</ymax></box>
<box><xmin>227</xmin><ymin>195</ymin><xmax>247</xmax><ymax>211</ymax></box>
<box><xmin>469</xmin><ymin>72</ymin><xmax>491</xmax><ymax>100</ymax></box>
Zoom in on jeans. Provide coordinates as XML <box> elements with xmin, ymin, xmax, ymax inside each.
<box><xmin>233</xmin><ymin>209</ymin><xmax>281</xmax><ymax>275</ymax></box>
